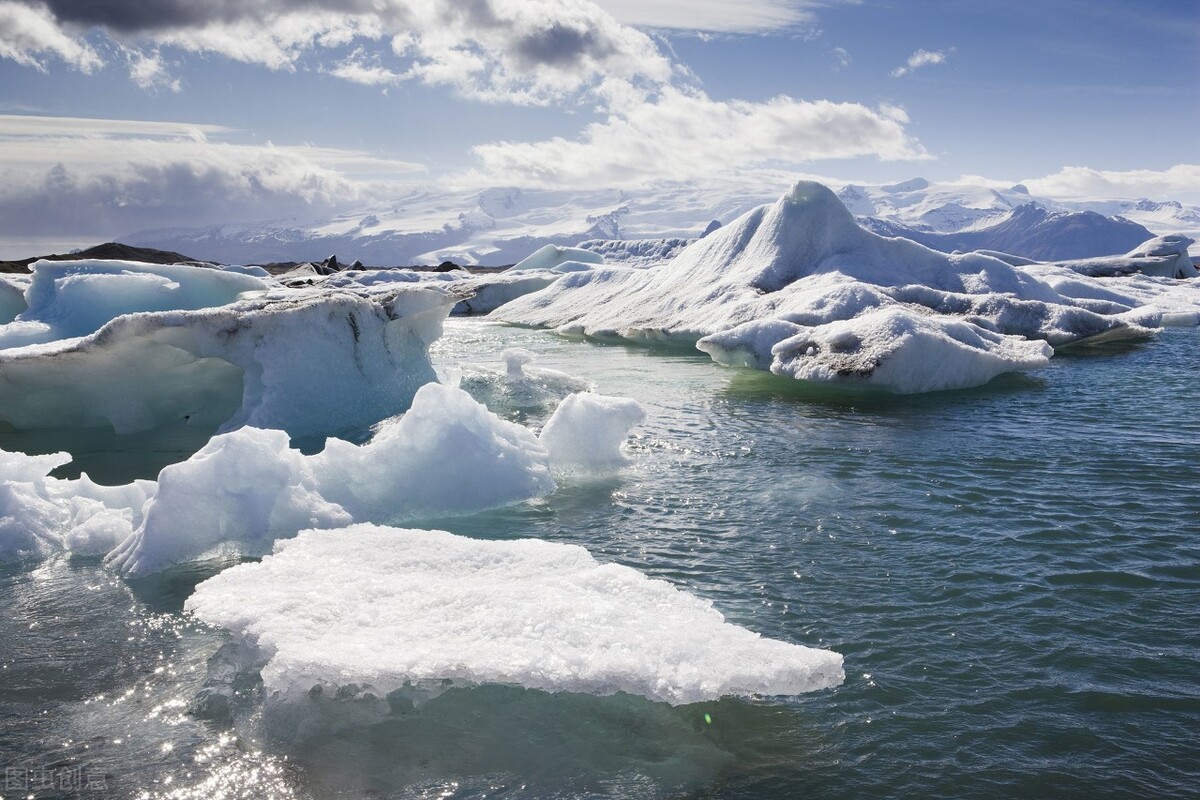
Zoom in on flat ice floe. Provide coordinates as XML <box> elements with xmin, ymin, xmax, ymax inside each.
<box><xmin>185</xmin><ymin>524</ymin><xmax>844</xmax><ymax>705</ymax></box>
<box><xmin>494</xmin><ymin>181</ymin><xmax>1200</xmax><ymax>393</ymax></box>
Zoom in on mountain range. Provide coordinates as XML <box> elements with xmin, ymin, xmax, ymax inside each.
<box><xmin>125</xmin><ymin>179</ymin><xmax>1200</xmax><ymax>267</ymax></box>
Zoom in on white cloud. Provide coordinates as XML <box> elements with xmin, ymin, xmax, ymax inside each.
<box><xmin>0</xmin><ymin>1</ymin><xmax>102</xmax><ymax>73</ymax></box>
<box><xmin>591</xmin><ymin>0</ymin><xmax>816</xmax><ymax>33</ymax></box>
<box><xmin>126</xmin><ymin>48</ymin><xmax>182</xmax><ymax>92</ymax></box>
<box><xmin>1</xmin><ymin>0</ymin><xmax>674</xmax><ymax>106</ymax></box>
<box><xmin>891</xmin><ymin>48</ymin><xmax>947</xmax><ymax>77</ymax></box>
<box><xmin>327</xmin><ymin>48</ymin><xmax>404</xmax><ymax>86</ymax></box>
<box><xmin>0</xmin><ymin>114</ymin><xmax>425</xmax><ymax>236</ymax></box>
<box><xmin>1020</xmin><ymin>164</ymin><xmax>1200</xmax><ymax>204</ymax></box>
<box><xmin>469</xmin><ymin>88</ymin><xmax>928</xmax><ymax>188</ymax></box>
<box><xmin>830</xmin><ymin>46</ymin><xmax>850</xmax><ymax>71</ymax></box>
<box><xmin>0</xmin><ymin>115</ymin><xmax>228</xmax><ymax>138</ymax></box>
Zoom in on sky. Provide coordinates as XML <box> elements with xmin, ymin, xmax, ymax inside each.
<box><xmin>0</xmin><ymin>0</ymin><xmax>1197</xmax><ymax>250</ymax></box>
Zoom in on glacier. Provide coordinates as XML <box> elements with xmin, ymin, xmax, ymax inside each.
<box><xmin>494</xmin><ymin>181</ymin><xmax>1200</xmax><ymax>394</ymax></box>
<box><xmin>185</xmin><ymin>524</ymin><xmax>845</xmax><ymax>706</ymax></box>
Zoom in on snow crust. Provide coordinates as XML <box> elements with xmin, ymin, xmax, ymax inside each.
<box><xmin>185</xmin><ymin>524</ymin><xmax>844</xmax><ymax>705</ymax></box>
<box><xmin>495</xmin><ymin>181</ymin><xmax>1197</xmax><ymax>394</ymax></box>
<box><xmin>0</xmin><ymin>284</ymin><xmax>454</xmax><ymax>437</ymax></box>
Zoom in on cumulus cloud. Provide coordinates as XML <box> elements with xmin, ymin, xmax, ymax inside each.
<box><xmin>0</xmin><ymin>1</ymin><xmax>102</xmax><ymax>72</ymax></box>
<box><xmin>470</xmin><ymin>89</ymin><xmax>928</xmax><ymax>188</ymax></box>
<box><xmin>0</xmin><ymin>114</ymin><xmax>425</xmax><ymax>236</ymax></box>
<box><xmin>1</xmin><ymin>0</ymin><xmax>673</xmax><ymax>106</ymax></box>
<box><xmin>891</xmin><ymin>48</ymin><xmax>947</xmax><ymax>77</ymax></box>
<box><xmin>126</xmin><ymin>48</ymin><xmax>181</xmax><ymax>92</ymax></box>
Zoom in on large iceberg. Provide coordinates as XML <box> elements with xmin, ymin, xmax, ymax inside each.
<box><xmin>185</xmin><ymin>524</ymin><xmax>844</xmax><ymax>706</ymax></box>
<box><xmin>495</xmin><ymin>182</ymin><xmax>1198</xmax><ymax>393</ymax></box>
<box><xmin>0</xmin><ymin>284</ymin><xmax>454</xmax><ymax>438</ymax></box>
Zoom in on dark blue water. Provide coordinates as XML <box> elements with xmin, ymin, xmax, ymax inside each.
<box><xmin>1</xmin><ymin>321</ymin><xmax>1197</xmax><ymax>798</ymax></box>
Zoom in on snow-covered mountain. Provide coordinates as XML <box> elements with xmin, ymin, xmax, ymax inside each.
<box><xmin>859</xmin><ymin>204</ymin><xmax>1156</xmax><ymax>261</ymax></box>
<box><xmin>128</xmin><ymin>186</ymin><xmax>769</xmax><ymax>267</ymax></box>
<box><xmin>125</xmin><ymin>178</ymin><xmax>1200</xmax><ymax>267</ymax></box>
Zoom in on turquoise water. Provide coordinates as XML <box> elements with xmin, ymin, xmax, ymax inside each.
<box><xmin>1</xmin><ymin>320</ymin><xmax>1198</xmax><ymax>798</ymax></box>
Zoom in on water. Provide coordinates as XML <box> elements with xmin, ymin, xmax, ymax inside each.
<box><xmin>2</xmin><ymin>320</ymin><xmax>1198</xmax><ymax>798</ymax></box>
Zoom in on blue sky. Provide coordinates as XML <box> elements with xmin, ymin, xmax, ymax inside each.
<box><xmin>0</xmin><ymin>0</ymin><xmax>1197</xmax><ymax>245</ymax></box>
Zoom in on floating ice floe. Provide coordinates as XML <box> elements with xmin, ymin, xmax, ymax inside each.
<box><xmin>494</xmin><ymin>181</ymin><xmax>1200</xmax><ymax>394</ymax></box>
<box><xmin>185</xmin><ymin>524</ymin><xmax>844</xmax><ymax>706</ymax></box>
<box><xmin>540</xmin><ymin>392</ymin><xmax>646</xmax><ymax>469</ymax></box>
<box><xmin>0</xmin><ymin>284</ymin><xmax>454</xmax><ymax>437</ymax></box>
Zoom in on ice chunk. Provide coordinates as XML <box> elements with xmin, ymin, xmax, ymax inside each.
<box><xmin>540</xmin><ymin>393</ymin><xmax>646</xmax><ymax>469</ymax></box>
<box><xmin>0</xmin><ymin>285</ymin><xmax>454</xmax><ymax>437</ymax></box>
<box><xmin>701</xmin><ymin>307</ymin><xmax>1053</xmax><ymax>394</ymax></box>
<box><xmin>451</xmin><ymin>272</ymin><xmax>560</xmax><ymax>315</ymax></box>
<box><xmin>0</xmin><ymin>449</ymin><xmax>154</xmax><ymax>561</ymax></box>
<box><xmin>107</xmin><ymin>384</ymin><xmax>556</xmax><ymax>575</ymax></box>
<box><xmin>458</xmin><ymin>348</ymin><xmax>593</xmax><ymax>413</ymax></box>
<box><xmin>185</xmin><ymin>524</ymin><xmax>844</xmax><ymax>705</ymax></box>
<box><xmin>311</xmin><ymin>383</ymin><xmax>554</xmax><ymax>521</ymax></box>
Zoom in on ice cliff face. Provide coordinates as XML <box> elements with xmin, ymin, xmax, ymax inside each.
<box><xmin>495</xmin><ymin>181</ymin><xmax>1200</xmax><ymax>394</ymax></box>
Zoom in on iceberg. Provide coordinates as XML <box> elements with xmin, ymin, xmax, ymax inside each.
<box><xmin>507</xmin><ymin>244</ymin><xmax>605</xmax><ymax>273</ymax></box>
<box><xmin>495</xmin><ymin>181</ymin><xmax>1196</xmax><ymax>393</ymax></box>
<box><xmin>0</xmin><ymin>259</ymin><xmax>268</xmax><ymax>349</ymax></box>
<box><xmin>0</xmin><ymin>284</ymin><xmax>454</xmax><ymax>438</ymax></box>
<box><xmin>106</xmin><ymin>383</ymin><xmax>559</xmax><ymax>576</ymax></box>
<box><xmin>0</xmin><ymin>380</ymin><xmax>645</xmax><ymax>572</ymax></box>
<box><xmin>185</xmin><ymin>524</ymin><xmax>845</xmax><ymax>706</ymax></box>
